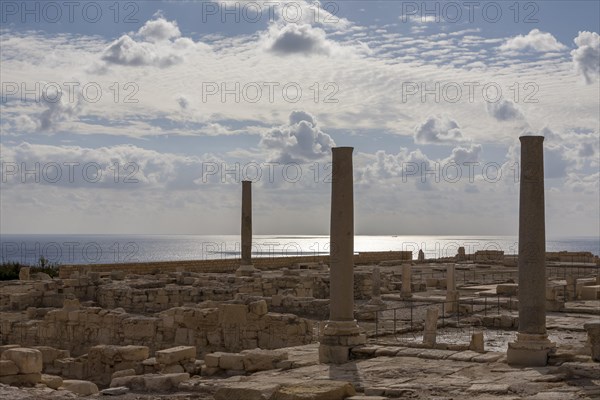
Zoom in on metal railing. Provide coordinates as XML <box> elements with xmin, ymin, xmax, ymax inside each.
<box><xmin>362</xmin><ymin>295</ymin><xmax>516</xmax><ymax>344</ymax></box>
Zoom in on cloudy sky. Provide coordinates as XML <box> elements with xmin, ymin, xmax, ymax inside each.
<box><xmin>1</xmin><ymin>0</ymin><xmax>599</xmax><ymax>237</ymax></box>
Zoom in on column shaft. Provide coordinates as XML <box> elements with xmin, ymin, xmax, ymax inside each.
<box><xmin>518</xmin><ymin>136</ymin><xmax>546</xmax><ymax>335</ymax></box>
<box><xmin>329</xmin><ymin>147</ymin><xmax>354</xmax><ymax>322</ymax></box>
<box><xmin>241</xmin><ymin>180</ymin><xmax>252</xmax><ymax>265</ymax></box>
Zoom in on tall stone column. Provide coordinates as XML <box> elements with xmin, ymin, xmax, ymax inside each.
<box><xmin>423</xmin><ymin>307</ymin><xmax>439</xmax><ymax>347</ymax></box>
<box><xmin>446</xmin><ymin>264</ymin><xmax>459</xmax><ymax>313</ymax></box>
<box><xmin>368</xmin><ymin>267</ymin><xmax>384</xmax><ymax>305</ymax></box>
<box><xmin>507</xmin><ymin>136</ymin><xmax>555</xmax><ymax>366</ymax></box>
<box><xmin>319</xmin><ymin>147</ymin><xmax>365</xmax><ymax>364</ymax></box>
<box><xmin>236</xmin><ymin>180</ymin><xmax>257</xmax><ymax>276</ymax></box>
<box><xmin>401</xmin><ymin>264</ymin><xmax>412</xmax><ymax>299</ymax></box>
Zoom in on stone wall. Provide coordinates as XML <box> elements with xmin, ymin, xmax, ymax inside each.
<box><xmin>58</xmin><ymin>251</ymin><xmax>413</xmax><ymax>278</ymax></box>
<box><xmin>0</xmin><ymin>301</ymin><xmax>312</xmax><ymax>358</ymax></box>
<box><xmin>2</xmin><ymin>268</ymin><xmax>383</xmax><ymax>314</ymax></box>
<box><xmin>546</xmin><ymin>251</ymin><xmax>598</xmax><ymax>264</ymax></box>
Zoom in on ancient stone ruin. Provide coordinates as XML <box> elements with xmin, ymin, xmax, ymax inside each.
<box><xmin>0</xmin><ymin>144</ymin><xmax>598</xmax><ymax>399</ymax></box>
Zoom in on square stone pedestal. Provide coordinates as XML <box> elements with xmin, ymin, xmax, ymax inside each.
<box><xmin>236</xmin><ymin>264</ymin><xmax>257</xmax><ymax>277</ymax></box>
<box><xmin>507</xmin><ymin>333</ymin><xmax>556</xmax><ymax>367</ymax></box>
<box><xmin>318</xmin><ymin>320</ymin><xmax>366</xmax><ymax>364</ymax></box>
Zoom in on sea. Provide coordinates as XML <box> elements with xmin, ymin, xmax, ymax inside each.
<box><xmin>1</xmin><ymin>234</ymin><xmax>598</xmax><ymax>266</ymax></box>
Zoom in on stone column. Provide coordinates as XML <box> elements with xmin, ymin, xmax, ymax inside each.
<box><xmin>319</xmin><ymin>147</ymin><xmax>365</xmax><ymax>364</ymax></box>
<box><xmin>423</xmin><ymin>307</ymin><xmax>438</xmax><ymax>346</ymax></box>
<box><xmin>457</xmin><ymin>246</ymin><xmax>466</xmax><ymax>261</ymax></box>
<box><xmin>584</xmin><ymin>322</ymin><xmax>600</xmax><ymax>362</ymax></box>
<box><xmin>446</xmin><ymin>264</ymin><xmax>459</xmax><ymax>313</ymax></box>
<box><xmin>18</xmin><ymin>267</ymin><xmax>30</xmax><ymax>281</ymax></box>
<box><xmin>236</xmin><ymin>180</ymin><xmax>257</xmax><ymax>276</ymax></box>
<box><xmin>470</xmin><ymin>331</ymin><xmax>485</xmax><ymax>353</ymax></box>
<box><xmin>401</xmin><ymin>264</ymin><xmax>412</xmax><ymax>299</ymax></box>
<box><xmin>368</xmin><ymin>267</ymin><xmax>384</xmax><ymax>305</ymax></box>
<box><xmin>508</xmin><ymin>136</ymin><xmax>555</xmax><ymax>366</ymax></box>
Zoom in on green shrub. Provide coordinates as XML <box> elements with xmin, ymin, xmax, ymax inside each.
<box><xmin>0</xmin><ymin>257</ymin><xmax>60</xmax><ymax>281</ymax></box>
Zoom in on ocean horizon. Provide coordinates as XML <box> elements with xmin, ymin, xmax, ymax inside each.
<box><xmin>1</xmin><ymin>234</ymin><xmax>598</xmax><ymax>266</ymax></box>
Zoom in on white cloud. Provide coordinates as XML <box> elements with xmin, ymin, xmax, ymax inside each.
<box><xmin>102</xmin><ymin>35</ymin><xmax>183</xmax><ymax>68</ymax></box>
<box><xmin>138</xmin><ymin>16</ymin><xmax>181</xmax><ymax>42</ymax></box>
<box><xmin>260</xmin><ymin>111</ymin><xmax>335</xmax><ymax>162</ymax></box>
<box><xmin>0</xmin><ymin>142</ymin><xmax>209</xmax><ymax>189</ymax></box>
<box><xmin>486</xmin><ymin>99</ymin><xmax>524</xmax><ymax>121</ymax></box>
<box><xmin>414</xmin><ymin>115</ymin><xmax>465</xmax><ymax>145</ymax></box>
<box><xmin>443</xmin><ymin>144</ymin><xmax>482</xmax><ymax>165</ymax></box>
<box><xmin>101</xmin><ymin>16</ymin><xmax>207</xmax><ymax>68</ymax></box>
<box><xmin>499</xmin><ymin>29</ymin><xmax>567</xmax><ymax>53</ymax></box>
<box><xmin>571</xmin><ymin>31</ymin><xmax>600</xmax><ymax>84</ymax></box>
<box><xmin>8</xmin><ymin>86</ymin><xmax>84</xmax><ymax>133</ymax></box>
<box><xmin>265</xmin><ymin>23</ymin><xmax>333</xmax><ymax>56</ymax></box>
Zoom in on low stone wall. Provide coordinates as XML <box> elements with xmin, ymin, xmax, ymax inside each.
<box><xmin>0</xmin><ymin>301</ymin><xmax>312</xmax><ymax>358</ymax></box>
<box><xmin>58</xmin><ymin>251</ymin><xmax>413</xmax><ymax>278</ymax></box>
<box><xmin>546</xmin><ymin>251</ymin><xmax>599</xmax><ymax>264</ymax></box>
<box><xmin>3</xmin><ymin>267</ymin><xmax>387</xmax><ymax>314</ymax></box>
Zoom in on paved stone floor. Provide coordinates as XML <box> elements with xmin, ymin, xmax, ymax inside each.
<box><xmin>3</xmin><ymin>342</ymin><xmax>598</xmax><ymax>399</ymax></box>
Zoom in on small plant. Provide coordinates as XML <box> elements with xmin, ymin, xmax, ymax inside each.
<box><xmin>0</xmin><ymin>257</ymin><xmax>60</xmax><ymax>281</ymax></box>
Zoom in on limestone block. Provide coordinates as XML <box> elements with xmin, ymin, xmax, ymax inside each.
<box><xmin>470</xmin><ymin>331</ymin><xmax>485</xmax><ymax>353</ymax></box>
<box><xmin>215</xmin><ymin>382</ymin><xmax>281</xmax><ymax>400</ymax></box>
<box><xmin>32</xmin><ymin>346</ymin><xmax>70</xmax><ymax>364</ymax></box>
<box><xmin>1</xmin><ymin>348</ymin><xmax>43</xmax><ymax>374</ymax></box>
<box><xmin>112</xmin><ymin>369</ymin><xmax>136</xmax><ymax>379</ymax></box>
<box><xmin>219</xmin><ymin>303</ymin><xmax>248</xmax><ymax>325</ymax></box>
<box><xmin>62</xmin><ymin>298</ymin><xmax>80</xmax><ymax>311</ymax></box>
<box><xmin>242</xmin><ymin>349</ymin><xmax>288</xmax><ymax>372</ymax></box>
<box><xmin>0</xmin><ymin>372</ymin><xmax>41</xmax><ymax>386</ymax></box>
<box><xmin>496</xmin><ymin>284</ymin><xmax>518</xmax><ymax>296</ymax></box>
<box><xmin>219</xmin><ymin>353</ymin><xmax>245</xmax><ymax>370</ymax></box>
<box><xmin>162</xmin><ymin>364</ymin><xmax>184</xmax><ymax>373</ymax></box>
<box><xmin>273</xmin><ymin>380</ymin><xmax>356</xmax><ymax>400</ymax></box>
<box><xmin>122</xmin><ymin>317</ymin><xmax>156</xmax><ymax>338</ymax></box>
<box><xmin>583</xmin><ymin>322</ymin><xmax>600</xmax><ymax>361</ymax></box>
<box><xmin>143</xmin><ymin>372</ymin><xmax>189</xmax><ymax>392</ymax></box>
<box><xmin>559</xmin><ymin>362</ymin><xmax>600</xmax><ymax>378</ymax></box>
<box><xmin>61</xmin><ymin>379</ymin><xmax>99</xmax><ymax>396</ymax></box>
<box><xmin>19</xmin><ymin>267</ymin><xmax>30</xmax><ymax>281</ymax></box>
<box><xmin>110</xmin><ymin>375</ymin><xmax>145</xmax><ymax>390</ymax></box>
<box><xmin>0</xmin><ymin>345</ymin><xmax>21</xmax><ymax>356</ymax></box>
<box><xmin>0</xmin><ymin>360</ymin><xmax>18</xmax><ymax>376</ymax></box>
<box><xmin>204</xmin><ymin>352</ymin><xmax>224</xmax><ymax>368</ymax></box>
<box><xmin>155</xmin><ymin>346</ymin><xmax>196</xmax><ymax>365</ymax></box>
<box><xmin>101</xmin><ymin>387</ymin><xmax>130</xmax><ymax>396</ymax></box>
<box><xmin>120</xmin><ymin>345</ymin><xmax>150</xmax><ymax>361</ymax></box>
<box><xmin>207</xmin><ymin>331</ymin><xmax>222</xmax><ymax>346</ymax></box>
<box><xmin>41</xmin><ymin>374</ymin><xmax>63</xmax><ymax>389</ymax></box>
<box><xmin>581</xmin><ymin>285</ymin><xmax>600</xmax><ymax>300</ymax></box>
<box><xmin>249</xmin><ymin>300</ymin><xmax>268</xmax><ymax>316</ymax></box>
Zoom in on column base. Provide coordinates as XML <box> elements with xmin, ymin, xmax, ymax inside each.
<box><xmin>319</xmin><ymin>320</ymin><xmax>366</xmax><ymax>364</ymax></box>
<box><xmin>507</xmin><ymin>333</ymin><xmax>556</xmax><ymax>367</ymax></box>
<box><xmin>400</xmin><ymin>291</ymin><xmax>413</xmax><ymax>299</ymax></box>
<box><xmin>235</xmin><ymin>264</ymin><xmax>257</xmax><ymax>277</ymax></box>
<box><xmin>446</xmin><ymin>290</ymin><xmax>459</xmax><ymax>314</ymax></box>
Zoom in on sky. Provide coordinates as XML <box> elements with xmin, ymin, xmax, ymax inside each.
<box><xmin>0</xmin><ymin>0</ymin><xmax>599</xmax><ymax>236</ymax></box>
